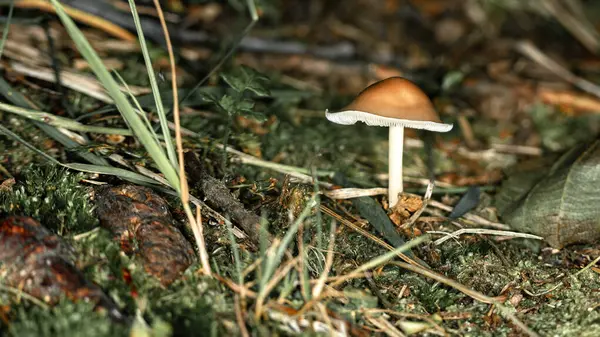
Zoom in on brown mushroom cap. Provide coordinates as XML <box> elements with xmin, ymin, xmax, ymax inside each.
<box><xmin>326</xmin><ymin>77</ymin><xmax>453</xmax><ymax>132</ymax></box>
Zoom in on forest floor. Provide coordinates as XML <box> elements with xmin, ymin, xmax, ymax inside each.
<box><xmin>1</xmin><ymin>1</ymin><xmax>600</xmax><ymax>336</ymax></box>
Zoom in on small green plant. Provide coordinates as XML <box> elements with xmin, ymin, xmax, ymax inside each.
<box><xmin>201</xmin><ymin>65</ymin><xmax>271</xmax><ymax>170</ymax></box>
<box><xmin>0</xmin><ymin>165</ymin><xmax>97</xmax><ymax>235</ymax></box>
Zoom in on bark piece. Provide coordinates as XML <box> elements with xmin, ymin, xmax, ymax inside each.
<box><xmin>0</xmin><ymin>216</ymin><xmax>123</xmax><ymax>320</ymax></box>
<box><xmin>95</xmin><ymin>185</ymin><xmax>194</xmax><ymax>286</ymax></box>
<box><xmin>184</xmin><ymin>152</ymin><xmax>266</xmax><ymax>245</ymax></box>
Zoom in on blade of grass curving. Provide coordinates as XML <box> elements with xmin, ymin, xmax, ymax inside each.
<box><xmin>64</xmin><ymin>163</ymin><xmax>160</xmax><ymax>185</ymax></box>
<box><xmin>176</xmin><ymin>0</ymin><xmax>259</xmax><ymax>109</ymax></box>
<box><xmin>0</xmin><ymin>124</ymin><xmax>61</xmax><ymax>164</ymax></box>
<box><xmin>114</xmin><ymin>70</ymin><xmax>161</xmax><ymax>145</ymax></box>
<box><xmin>152</xmin><ymin>0</ymin><xmax>212</xmax><ymax>276</ymax></box>
<box><xmin>127</xmin><ymin>0</ymin><xmax>177</xmax><ymax>168</ymax></box>
<box><xmin>0</xmin><ymin>102</ymin><xmax>133</xmax><ymax>135</ymax></box>
<box><xmin>49</xmin><ymin>0</ymin><xmax>180</xmax><ymax>190</ymax></box>
<box><xmin>0</xmin><ymin>0</ymin><xmax>14</xmax><ymax>60</ymax></box>
<box><xmin>226</xmin><ymin>220</ymin><xmax>243</xmax><ymax>287</ymax></box>
<box><xmin>0</xmin><ymin>124</ymin><xmax>158</xmax><ymax>186</ymax></box>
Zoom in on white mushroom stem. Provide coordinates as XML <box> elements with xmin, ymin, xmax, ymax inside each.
<box><xmin>388</xmin><ymin>125</ymin><xmax>404</xmax><ymax>208</ymax></box>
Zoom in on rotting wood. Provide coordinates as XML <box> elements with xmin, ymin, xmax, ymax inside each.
<box><xmin>185</xmin><ymin>151</ymin><xmax>269</xmax><ymax>246</ymax></box>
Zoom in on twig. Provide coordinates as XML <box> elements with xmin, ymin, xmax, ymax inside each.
<box><xmin>491</xmin><ymin>143</ymin><xmax>542</xmax><ymax>156</ymax></box>
<box><xmin>320</xmin><ymin>205</ymin><xmax>422</xmax><ymax>268</ymax></box>
<box><xmin>541</xmin><ymin>0</ymin><xmax>600</xmax><ymax>54</ymax></box>
<box><xmin>429</xmin><ymin>228</ymin><xmax>543</xmax><ymax>245</ymax></box>
<box><xmin>401</xmin><ymin>180</ymin><xmax>434</xmax><ymax>229</ymax></box>
<box><xmin>515</xmin><ymin>40</ymin><xmax>600</xmax><ymax>99</ymax></box>
<box><xmin>213</xmin><ymin>273</ymin><xmax>257</xmax><ymax>298</ymax></box>
<box><xmin>0</xmin><ymin>284</ymin><xmax>49</xmax><ymax>309</ymax></box>
<box><xmin>14</xmin><ymin>0</ymin><xmax>136</xmax><ymax>41</ymax></box>
<box><xmin>5</xmin><ymin>61</ymin><xmax>149</xmax><ymax>103</ymax></box>
<box><xmin>323</xmin><ymin>187</ymin><xmax>387</xmax><ymax>199</ymax></box>
<box><xmin>185</xmin><ymin>151</ymin><xmax>268</xmax><ymax>245</ymax></box>
<box><xmin>234</xmin><ymin>295</ymin><xmax>250</xmax><ymax>337</ymax></box>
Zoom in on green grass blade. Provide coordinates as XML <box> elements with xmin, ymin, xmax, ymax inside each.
<box><xmin>0</xmin><ymin>102</ymin><xmax>133</xmax><ymax>136</ymax></box>
<box><xmin>63</xmin><ymin>163</ymin><xmax>160</xmax><ymax>185</ymax></box>
<box><xmin>113</xmin><ymin>70</ymin><xmax>162</xmax><ymax>145</ymax></box>
<box><xmin>226</xmin><ymin>220</ymin><xmax>243</xmax><ymax>286</ymax></box>
<box><xmin>126</xmin><ymin>0</ymin><xmax>177</xmax><ymax>168</ymax></box>
<box><xmin>49</xmin><ymin>0</ymin><xmax>180</xmax><ymax>191</ymax></box>
<box><xmin>0</xmin><ymin>124</ymin><xmax>61</xmax><ymax>165</ymax></box>
<box><xmin>0</xmin><ymin>124</ymin><xmax>159</xmax><ymax>186</ymax></box>
<box><xmin>0</xmin><ymin>0</ymin><xmax>14</xmax><ymax>60</ymax></box>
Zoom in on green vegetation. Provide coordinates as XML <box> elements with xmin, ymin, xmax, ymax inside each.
<box><xmin>0</xmin><ymin>0</ymin><xmax>600</xmax><ymax>336</ymax></box>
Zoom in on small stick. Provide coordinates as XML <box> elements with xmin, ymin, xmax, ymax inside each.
<box><xmin>429</xmin><ymin>228</ymin><xmax>543</xmax><ymax>245</ymax></box>
<box><xmin>234</xmin><ymin>295</ymin><xmax>250</xmax><ymax>337</ymax></box>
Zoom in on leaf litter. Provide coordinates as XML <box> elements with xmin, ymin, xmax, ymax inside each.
<box><xmin>0</xmin><ymin>0</ymin><xmax>600</xmax><ymax>336</ymax></box>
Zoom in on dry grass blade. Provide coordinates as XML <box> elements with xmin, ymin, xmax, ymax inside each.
<box><xmin>541</xmin><ymin>0</ymin><xmax>600</xmax><ymax>54</ymax></box>
<box><xmin>329</xmin><ymin>235</ymin><xmax>429</xmax><ymax>288</ymax></box>
<box><xmin>255</xmin><ymin>257</ymin><xmax>299</xmax><ymax>320</ymax></box>
<box><xmin>15</xmin><ymin>0</ymin><xmax>136</xmax><ymax>41</ymax></box>
<box><xmin>320</xmin><ymin>205</ymin><xmax>423</xmax><ymax>267</ymax></box>
<box><xmin>388</xmin><ymin>261</ymin><xmax>539</xmax><ymax>337</ymax></box>
<box><xmin>5</xmin><ymin>62</ymin><xmax>149</xmax><ymax>103</ymax></box>
<box><xmin>430</xmin><ymin>228</ymin><xmax>543</xmax><ymax>245</ymax></box>
<box><xmin>312</xmin><ymin>220</ymin><xmax>337</xmax><ymax>298</ymax></box>
<box><xmin>195</xmin><ymin>206</ymin><xmax>211</xmax><ymax>275</ymax></box>
<box><xmin>366</xmin><ymin>316</ymin><xmax>406</xmax><ymax>337</ymax></box>
<box><xmin>234</xmin><ymin>295</ymin><xmax>250</xmax><ymax>337</ymax></box>
<box><xmin>0</xmin><ymin>0</ymin><xmax>14</xmax><ymax>60</ymax></box>
<box><xmin>151</xmin><ymin>0</ymin><xmax>212</xmax><ymax>276</ymax></box>
<box><xmin>515</xmin><ymin>40</ymin><xmax>600</xmax><ymax>98</ymax></box>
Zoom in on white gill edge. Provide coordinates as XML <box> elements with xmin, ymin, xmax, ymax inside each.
<box><xmin>325</xmin><ymin>109</ymin><xmax>453</xmax><ymax>132</ymax></box>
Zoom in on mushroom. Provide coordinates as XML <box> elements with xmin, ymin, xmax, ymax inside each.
<box><xmin>326</xmin><ymin>77</ymin><xmax>453</xmax><ymax>208</ymax></box>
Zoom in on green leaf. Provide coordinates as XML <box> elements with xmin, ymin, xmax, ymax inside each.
<box><xmin>242</xmin><ymin>110</ymin><xmax>266</xmax><ymax>122</ymax></box>
<box><xmin>218</xmin><ymin>95</ymin><xmax>238</xmax><ymax>114</ymax></box>
<box><xmin>237</xmin><ymin>98</ymin><xmax>256</xmax><ymax>112</ymax></box>
<box><xmin>221</xmin><ymin>65</ymin><xmax>270</xmax><ymax>97</ymax></box>
<box><xmin>499</xmin><ymin>139</ymin><xmax>600</xmax><ymax>247</ymax></box>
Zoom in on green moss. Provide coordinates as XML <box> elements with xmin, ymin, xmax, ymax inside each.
<box><xmin>71</xmin><ymin>225</ymin><xmax>228</xmax><ymax>337</ymax></box>
<box><xmin>7</xmin><ymin>300</ymin><xmax>127</xmax><ymax>337</ymax></box>
<box><xmin>0</xmin><ymin>165</ymin><xmax>98</xmax><ymax>235</ymax></box>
